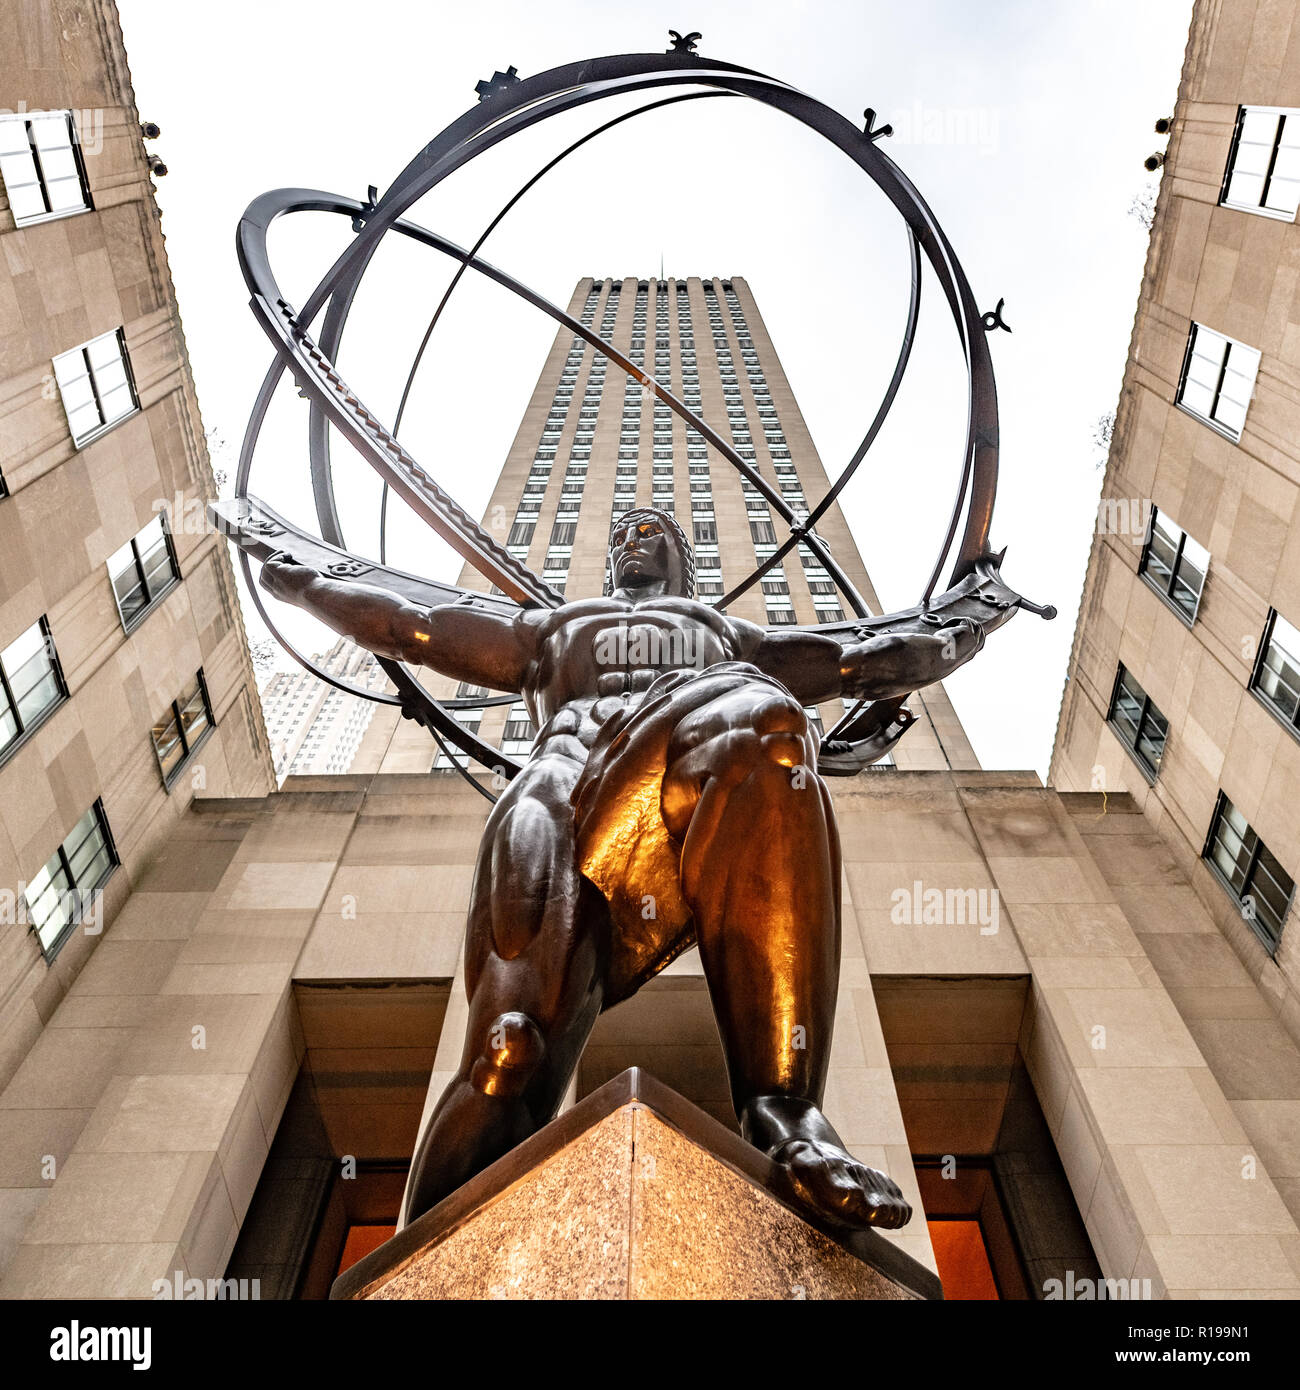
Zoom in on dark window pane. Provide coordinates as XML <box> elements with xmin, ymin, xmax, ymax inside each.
<box><xmin>140</xmin><ymin>541</ymin><xmax>174</xmax><ymax>596</ymax></box>
<box><xmin>1145</xmin><ymin>526</ymin><xmax>1177</xmax><ymax>587</ymax></box>
<box><xmin>179</xmin><ymin>686</ymin><xmax>210</xmax><ymax>747</ymax></box>
<box><xmin>152</xmin><ymin>708</ymin><xmax>185</xmax><ymax>777</ymax></box>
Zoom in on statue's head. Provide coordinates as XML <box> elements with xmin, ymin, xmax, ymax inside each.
<box><xmin>608</xmin><ymin>507</ymin><xmax>695</xmax><ymax>598</ymax></box>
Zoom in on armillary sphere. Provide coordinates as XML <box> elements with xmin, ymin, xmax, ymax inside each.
<box><xmin>210</xmin><ymin>33</ymin><xmax>1055</xmax><ymax>801</ymax></box>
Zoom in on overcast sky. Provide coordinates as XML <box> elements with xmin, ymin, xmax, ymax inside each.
<box><xmin>116</xmin><ymin>0</ymin><xmax>1192</xmax><ymax>776</ymax></box>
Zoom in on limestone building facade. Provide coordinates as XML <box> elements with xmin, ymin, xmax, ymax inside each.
<box><xmin>0</xmin><ymin>2</ymin><xmax>273</xmax><ymax>1105</ymax></box>
<box><xmin>1051</xmin><ymin>0</ymin><xmax>1300</xmax><ymax>1229</ymax></box>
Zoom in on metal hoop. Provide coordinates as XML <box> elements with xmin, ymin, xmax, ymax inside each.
<box><xmin>234</xmin><ymin>45</ymin><xmax>1004</xmax><ymax>782</ymax></box>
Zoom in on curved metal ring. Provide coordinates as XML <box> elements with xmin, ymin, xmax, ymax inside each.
<box><xmin>237</xmin><ymin>47</ymin><xmax>1003</xmax><ymax>783</ymax></box>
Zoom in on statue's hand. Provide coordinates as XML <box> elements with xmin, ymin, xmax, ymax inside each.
<box><xmin>935</xmin><ymin>614</ymin><xmax>984</xmax><ymax>663</ymax></box>
<box><xmin>260</xmin><ymin>552</ymin><xmax>317</xmax><ymax>603</ymax></box>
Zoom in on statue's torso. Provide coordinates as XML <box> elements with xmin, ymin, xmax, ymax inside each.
<box><xmin>521</xmin><ymin>595</ymin><xmax>750</xmax><ymax>748</ymax></box>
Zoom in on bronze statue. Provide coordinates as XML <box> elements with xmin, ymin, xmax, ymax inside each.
<box><xmin>261</xmin><ymin>506</ymin><xmax>987</xmax><ymax>1230</ymax></box>
<box><xmin>216</xmin><ymin>41</ymin><xmax>1057</xmax><ymax>1248</ymax></box>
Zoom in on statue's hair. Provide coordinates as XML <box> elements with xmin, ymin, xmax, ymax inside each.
<box><xmin>606</xmin><ymin>506</ymin><xmax>696</xmax><ymax>598</ymax></box>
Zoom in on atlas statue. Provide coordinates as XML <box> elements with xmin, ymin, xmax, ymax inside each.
<box><xmin>262</xmin><ymin>510</ymin><xmax>987</xmax><ymax>1227</ymax></box>
<box><xmin>213</xmin><ymin>38</ymin><xmax>1054</xmax><ymax>1237</ymax></box>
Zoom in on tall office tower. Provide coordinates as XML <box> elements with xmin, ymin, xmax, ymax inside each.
<box><xmin>359</xmin><ymin>276</ymin><xmax>980</xmax><ymax>774</ymax></box>
<box><xmin>1051</xmin><ymin>0</ymin><xmax>1300</xmax><ymax>1060</ymax></box>
<box><xmin>0</xmin><ymin>7</ymin><xmax>273</xmax><ymax>1085</ymax></box>
<box><xmin>261</xmin><ymin>639</ymin><xmax>386</xmax><ymax>778</ymax></box>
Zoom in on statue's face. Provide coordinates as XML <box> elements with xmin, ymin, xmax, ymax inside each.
<box><xmin>609</xmin><ymin>515</ymin><xmax>685</xmax><ymax>594</ymax></box>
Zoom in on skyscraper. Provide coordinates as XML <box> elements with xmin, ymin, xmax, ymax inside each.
<box><xmin>260</xmin><ymin>639</ymin><xmax>387</xmax><ymax>779</ymax></box>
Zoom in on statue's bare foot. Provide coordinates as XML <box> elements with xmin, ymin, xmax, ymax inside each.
<box><xmin>740</xmin><ymin>1095</ymin><xmax>912</xmax><ymax>1231</ymax></box>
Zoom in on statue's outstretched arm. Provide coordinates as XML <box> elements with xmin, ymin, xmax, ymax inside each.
<box><xmin>260</xmin><ymin>554</ymin><xmax>535</xmax><ymax>691</ymax></box>
<box><xmin>746</xmin><ymin>616</ymin><xmax>984</xmax><ymax>705</ymax></box>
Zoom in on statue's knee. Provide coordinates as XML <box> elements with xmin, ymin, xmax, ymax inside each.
<box><xmin>750</xmin><ymin>693</ymin><xmax>809</xmax><ymax>770</ymax></box>
<box><xmin>752</xmin><ymin>691</ymin><xmax>806</xmax><ymax>738</ymax></box>
<box><xmin>470</xmin><ymin>1011</ymin><xmax>546</xmax><ymax>1097</ymax></box>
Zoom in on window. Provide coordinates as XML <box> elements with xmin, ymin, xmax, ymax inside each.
<box><xmin>502</xmin><ymin>702</ymin><xmax>536</xmax><ymax>756</ymax></box>
<box><xmin>508</xmin><ymin>521</ymin><xmax>535</xmax><ymax>547</ymax></box>
<box><xmin>750</xmin><ymin>518</ymin><xmax>776</xmax><ymax>544</ymax></box>
<box><xmin>24</xmin><ymin>801</ymin><xmax>118</xmax><ymax>961</ymax></box>
<box><xmin>433</xmin><ymin>709</ymin><xmax>482</xmax><ymax>771</ymax></box>
<box><xmin>1138</xmin><ymin>507</ymin><xmax>1208</xmax><ymax>623</ymax></box>
<box><xmin>109</xmin><ymin>513</ymin><xmax>180</xmax><ymax>631</ymax></box>
<box><xmin>1175</xmin><ymin>322</ymin><xmax>1261</xmax><ymax>441</ymax></box>
<box><xmin>52</xmin><ymin>328</ymin><xmax>139</xmax><ymax>446</ymax></box>
<box><xmin>1107</xmin><ymin>664</ymin><xmax>1168</xmax><ymax>778</ymax></box>
<box><xmin>1251</xmin><ymin>608</ymin><xmax>1300</xmax><ymax>735</ymax></box>
<box><xmin>0</xmin><ymin>109</ymin><xmax>92</xmax><ymax>225</ymax></box>
<box><xmin>1221</xmin><ymin>106</ymin><xmax>1300</xmax><ymax>220</ymax></box>
<box><xmin>550</xmin><ymin>522</ymin><xmax>576</xmax><ymax>546</ymax></box>
<box><xmin>152</xmin><ymin>670</ymin><xmax>215</xmax><ymax>787</ymax></box>
<box><xmin>1204</xmin><ymin>794</ymin><xmax>1294</xmax><ymax>954</ymax></box>
<box><xmin>0</xmin><ymin>618</ymin><xmax>67</xmax><ymax>761</ymax></box>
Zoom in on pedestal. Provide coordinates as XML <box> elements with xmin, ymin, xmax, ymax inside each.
<box><xmin>331</xmin><ymin>1068</ymin><xmax>942</xmax><ymax>1301</ymax></box>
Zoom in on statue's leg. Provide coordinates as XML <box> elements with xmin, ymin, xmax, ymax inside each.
<box><xmin>402</xmin><ymin>751</ymin><xmax>607</xmax><ymax>1226</ymax></box>
<box><xmin>661</xmin><ymin>680</ymin><xmax>911</xmax><ymax>1230</ymax></box>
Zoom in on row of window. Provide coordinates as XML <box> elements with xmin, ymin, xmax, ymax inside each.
<box><xmin>1158</xmin><ymin>111</ymin><xmax>1300</xmax><ymax>451</ymax></box>
<box><xmin>1102</xmin><ymin>113</ymin><xmax>1300</xmax><ymax>942</ymax></box>
<box><xmin>1106</xmin><ymin>615</ymin><xmax>1300</xmax><ymax>953</ymax></box>
<box><xmin>1</xmin><ymin>116</ymin><xmax>218</xmax><ymax>956</ymax></box>
<box><xmin>1112</xmin><ymin>591</ymin><xmax>1300</xmax><ymax>769</ymax></box>
<box><xmin>3</xmin><ymin>513</ymin><xmax>188</xmax><ymax>759</ymax></box>
<box><xmin>2</xmin><ymin>612</ymin><xmax>211</xmax><ymax>787</ymax></box>
<box><xmin>0</xmin><ymin>118</ymin><xmax>146</xmax><ymax>469</ymax></box>
<box><xmin>18</xmin><ymin>661</ymin><xmax>213</xmax><ymax>960</ymax></box>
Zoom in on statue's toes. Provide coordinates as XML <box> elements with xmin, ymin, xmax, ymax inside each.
<box><xmin>831</xmin><ymin>1161</ymin><xmax>910</xmax><ymax>1229</ymax></box>
<box><xmin>775</xmin><ymin>1142</ymin><xmax>912</xmax><ymax>1231</ymax></box>
<box><xmin>854</xmin><ymin>1167</ymin><xmax>913</xmax><ymax>1230</ymax></box>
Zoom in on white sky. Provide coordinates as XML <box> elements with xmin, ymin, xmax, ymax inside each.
<box><xmin>116</xmin><ymin>0</ymin><xmax>1192</xmax><ymax>776</ymax></box>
